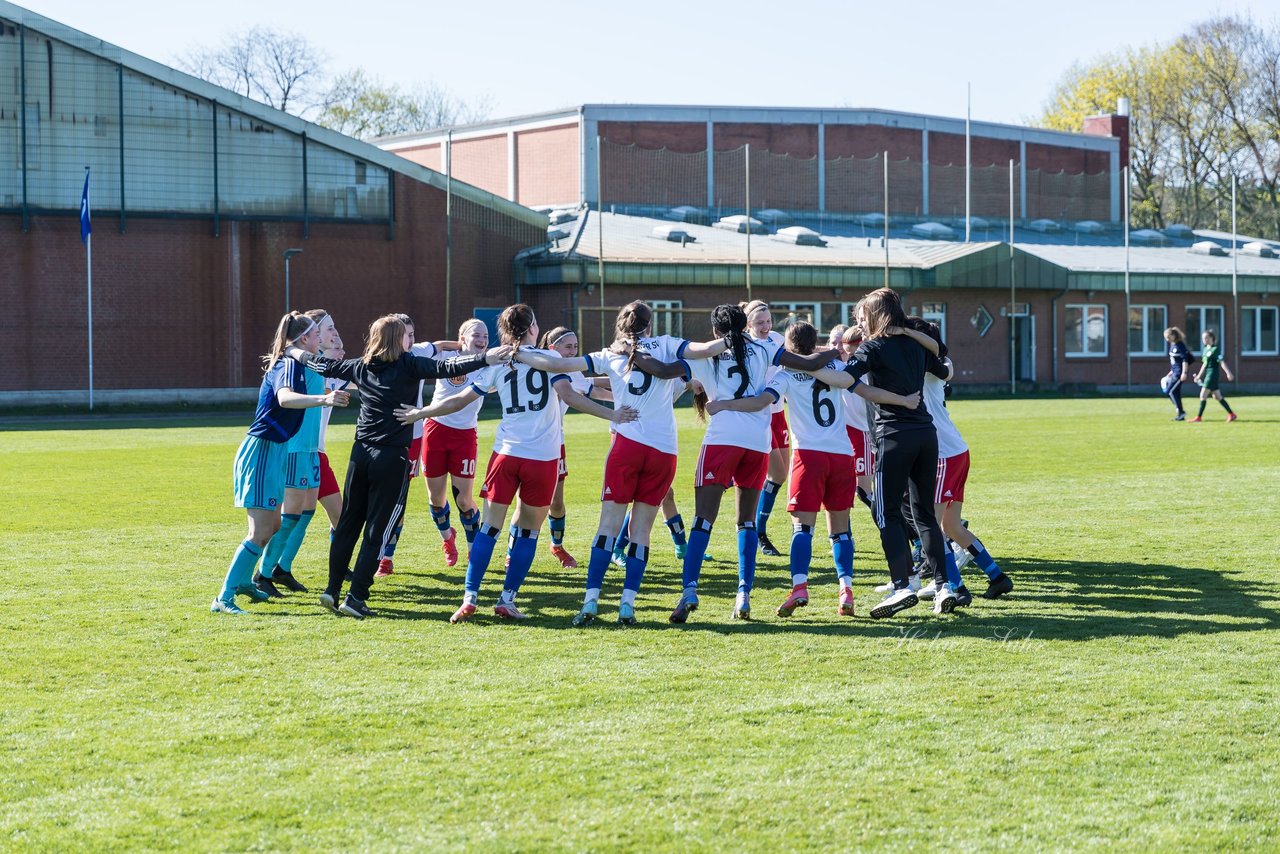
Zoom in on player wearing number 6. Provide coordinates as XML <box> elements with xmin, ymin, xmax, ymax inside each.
<box><xmin>707</xmin><ymin>321</ymin><xmax>922</xmax><ymax>619</ymax></box>
<box><xmin>396</xmin><ymin>304</ymin><xmax>637</xmax><ymax>623</ymax></box>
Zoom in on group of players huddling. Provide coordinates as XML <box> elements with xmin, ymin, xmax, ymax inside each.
<box><xmin>213</xmin><ymin>287</ymin><xmax>1012</xmax><ymax>624</ymax></box>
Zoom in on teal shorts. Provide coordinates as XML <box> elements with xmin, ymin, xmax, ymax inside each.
<box><xmin>233</xmin><ymin>435</ymin><xmax>287</xmax><ymax>510</ymax></box>
<box><xmin>285</xmin><ymin>451</ymin><xmax>322</xmax><ymax>490</ymax></box>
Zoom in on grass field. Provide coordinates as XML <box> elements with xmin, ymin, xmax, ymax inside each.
<box><xmin>3</xmin><ymin>397</ymin><xmax>1279</xmax><ymax>851</ymax></box>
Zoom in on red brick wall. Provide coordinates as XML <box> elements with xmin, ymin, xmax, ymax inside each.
<box><xmin>451</xmin><ymin>135</ymin><xmax>509</xmax><ymax>199</ymax></box>
<box><xmin>928</xmin><ymin>132</ymin><xmax>1021</xmax><ymax>220</ymax></box>
<box><xmin>397</xmin><ymin>143</ymin><xmax>441</xmax><ymax>172</ymax></box>
<box><xmin>599</xmin><ymin>121</ymin><xmax>706</xmax><ymax>153</ymax></box>
<box><xmin>515</xmin><ymin>124</ymin><xmax>579</xmax><ymax>207</ymax></box>
<box><xmin>0</xmin><ymin>176</ymin><xmax>542</xmax><ymax>392</ymax></box>
<box><xmin>825</xmin><ymin>125</ymin><xmax>924</xmax><ymax>215</ymax></box>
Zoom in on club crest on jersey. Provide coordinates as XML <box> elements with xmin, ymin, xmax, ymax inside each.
<box><xmin>449</xmin><ymin>375</ymin><xmax>468</xmax><ymax>386</ymax></box>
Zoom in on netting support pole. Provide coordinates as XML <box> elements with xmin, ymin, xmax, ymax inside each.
<box><xmin>211</xmin><ymin>100</ymin><xmax>220</xmax><ymax>238</ymax></box>
<box><xmin>596</xmin><ymin>135</ymin><xmax>605</xmax><ymax>348</ymax></box>
<box><xmin>745</xmin><ymin>143</ymin><xmax>752</xmax><ymax>302</ymax></box>
<box><xmin>883</xmin><ymin>151</ymin><xmax>889</xmax><ymax>289</ymax></box>
<box><xmin>19</xmin><ymin>24</ymin><xmax>28</xmax><ymax>233</ymax></box>
<box><xmin>118</xmin><ymin>63</ymin><xmax>126</xmax><ymax>234</ymax></box>
<box><xmin>445</xmin><ymin>130</ymin><xmax>453</xmax><ymax>337</ymax></box>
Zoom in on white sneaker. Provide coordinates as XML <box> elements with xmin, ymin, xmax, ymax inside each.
<box><xmin>919</xmin><ymin>580</ymin><xmax>937</xmax><ymax>599</ymax></box>
<box><xmin>933</xmin><ymin>583</ymin><xmax>958</xmax><ymax>614</ymax></box>
<box><xmin>877</xmin><ymin>572</ymin><xmax>921</xmax><ymax>594</ymax></box>
<box><xmin>732</xmin><ymin>591</ymin><xmax>751</xmax><ymax>620</ymax></box>
<box><xmin>870</xmin><ymin>586</ymin><xmax>919</xmax><ymax>619</ymax></box>
<box><xmin>953</xmin><ymin>546</ymin><xmax>973</xmax><ymax>571</ymax></box>
<box><xmin>874</xmin><ymin>579</ymin><xmax>895</xmax><ymax>593</ymax></box>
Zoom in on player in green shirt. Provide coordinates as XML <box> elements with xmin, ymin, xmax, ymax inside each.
<box><xmin>1191</xmin><ymin>330</ymin><xmax>1238</xmax><ymax>422</ymax></box>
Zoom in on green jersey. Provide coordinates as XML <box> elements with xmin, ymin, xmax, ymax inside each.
<box><xmin>1202</xmin><ymin>345</ymin><xmax>1222</xmax><ymax>373</ymax></box>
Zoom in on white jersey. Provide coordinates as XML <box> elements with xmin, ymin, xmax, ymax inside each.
<box><xmin>842</xmin><ymin>380</ymin><xmax>870</xmax><ymax>432</ymax></box>
<box><xmin>924</xmin><ymin>359</ymin><xmax>967</xmax><ymax>458</ymax></box>
<box><xmin>409</xmin><ymin>342</ymin><xmax>439</xmax><ymax>439</ymax></box>
<box><xmin>427</xmin><ymin>350</ymin><xmax>486</xmax><ymax>431</ymax></box>
<box><xmin>317</xmin><ymin>374</ymin><xmax>347</xmax><ymax>454</ymax></box>
<box><xmin>555</xmin><ymin>370</ymin><xmax>596</xmax><ymax>420</ymax></box>
<box><xmin>587</xmin><ymin>334</ymin><xmax>687</xmax><ymax>455</ymax></box>
<box><xmin>686</xmin><ymin>336</ymin><xmax>782</xmax><ymax>454</ymax></box>
<box><xmin>470</xmin><ymin>349</ymin><xmax>561</xmax><ymax>461</ymax></box>
<box><xmin>755</xmin><ymin>330</ymin><xmax>787</xmax><ymax>414</ymax></box>
<box><xmin>768</xmin><ymin>363</ymin><xmax>852</xmax><ymax>456</ymax></box>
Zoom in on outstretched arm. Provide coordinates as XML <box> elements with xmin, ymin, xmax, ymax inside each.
<box><xmin>679</xmin><ymin>338</ymin><xmax>729</xmax><ymax>360</ymax></box>
<box><xmin>806</xmin><ymin>366</ymin><xmax>857</xmax><ymax>389</ymax></box>
<box><xmin>706</xmin><ymin>391</ymin><xmax>776</xmax><ymax>415</ymax></box>
<box><xmin>395</xmin><ymin>388</ymin><xmax>482</xmax><ymax>424</ymax></box>
<box><xmin>853</xmin><ymin>384</ymin><xmax>920</xmax><ymax>409</ymax></box>
<box><xmin>631</xmin><ymin>352</ymin><xmax>689</xmax><ymax>380</ymax></box>
<box><xmin>778</xmin><ymin>348</ymin><xmax>839</xmax><ymax>371</ymax></box>
<box><xmin>277</xmin><ymin>386</ymin><xmax>350</xmax><ymax>409</ymax></box>
<box><xmin>553</xmin><ymin>378</ymin><xmax>638</xmax><ymax>424</ymax></box>
<box><xmin>888</xmin><ymin>326</ymin><xmax>941</xmax><ymax>356</ymax></box>
<box><xmin>514</xmin><ymin>350</ymin><xmax>591</xmax><ymax>373</ymax></box>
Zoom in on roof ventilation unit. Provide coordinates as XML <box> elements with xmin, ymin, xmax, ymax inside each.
<box><xmin>967</xmin><ymin>216</ymin><xmax>991</xmax><ymax>230</ymax></box>
<box><xmin>714</xmin><ymin>215</ymin><xmax>767</xmax><ymax>234</ymax></box>
<box><xmin>652</xmin><ymin>225</ymin><xmax>696</xmax><ymax>243</ymax></box>
<box><xmin>1240</xmin><ymin>241</ymin><xmax>1276</xmax><ymax>258</ymax></box>
<box><xmin>910</xmin><ymin>222</ymin><xmax>955</xmax><ymax>241</ymax></box>
<box><xmin>547</xmin><ymin>209</ymin><xmax>578</xmax><ymax>225</ymax></box>
<box><xmin>1189</xmin><ymin>240</ymin><xmax>1227</xmax><ymax>256</ymax></box>
<box><xmin>1164</xmin><ymin>223</ymin><xmax>1195</xmax><ymax>239</ymax></box>
<box><xmin>756</xmin><ymin>208</ymin><xmax>792</xmax><ymax>228</ymax></box>
<box><xmin>1027</xmin><ymin>219</ymin><xmax>1062</xmax><ymax>233</ymax></box>
<box><xmin>1130</xmin><ymin>229</ymin><xmax>1169</xmax><ymax>246</ymax></box>
<box><xmin>855</xmin><ymin>212</ymin><xmax>886</xmax><ymax>227</ymax></box>
<box><xmin>1074</xmin><ymin>220</ymin><xmax>1106</xmax><ymax>235</ymax></box>
<box><xmin>772</xmin><ymin>226</ymin><xmax>827</xmax><ymax>247</ymax></box>
<box><xmin>666</xmin><ymin>205</ymin><xmax>709</xmax><ymax>225</ymax></box>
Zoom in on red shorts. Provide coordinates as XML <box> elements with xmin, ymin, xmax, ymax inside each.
<box><xmin>787</xmin><ymin>449</ymin><xmax>856</xmax><ymax>512</ymax></box>
<box><xmin>480</xmin><ymin>453</ymin><xmax>559</xmax><ymax>507</ymax></box>
<box><xmin>846</xmin><ymin>425</ymin><xmax>874</xmax><ymax>477</ymax></box>
<box><xmin>318</xmin><ymin>451</ymin><xmax>340</xmax><ymax>500</ymax></box>
<box><xmin>422</xmin><ymin>420</ymin><xmax>479</xmax><ymax>480</ymax></box>
<box><xmin>770</xmin><ymin>410</ymin><xmax>790</xmax><ymax>450</ymax></box>
<box><xmin>695</xmin><ymin>444</ymin><xmax>768</xmax><ymax>491</ymax></box>
<box><xmin>557</xmin><ymin>443</ymin><xmax>567</xmax><ymax>482</ymax></box>
<box><xmin>602</xmin><ymin>433</ymin><xmax>678</xmax><ymax>506</ymax></box>
<box><xmin>408</xmin><ymin>436</ymin><xmax>423</xmax><ymax>478</ymax></box>
<box><xmin>934</xmin><ymin>450</ymin><xmax>970</xmax><ymax>505</ymax></box>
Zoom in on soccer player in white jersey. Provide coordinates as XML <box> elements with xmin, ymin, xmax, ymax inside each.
<box><xmin>396</xmin><ymin>304</ymin><xmax>637</xmax><ymax>623</ymax></box>
<box><xmin>708</xmin><ymin>321</ymin><xmax>921</xmax><ymax>618</ymax></box>
<box><xmin>419</xmin><ymin>319</ymin><xmax>489</xmax><ymax>569</ymax></box>
<box><xmin>840</xmin><ymin>325</ymin><xmax>877</xmax><ymax>511</ymax></box>
<box><xmin>910</xmin><ymin>320</ymin><xmax>1013</xmax><ymax>603</ymax></box>
<box><xmin>515</xmin><ymin>301</ymin><xmax>728</xmax><ymax>625</ymax></box>
<box><xmin>744</xmin><ymin>300</ymin><xmax>790</xmax><ymax>557</ymax></box>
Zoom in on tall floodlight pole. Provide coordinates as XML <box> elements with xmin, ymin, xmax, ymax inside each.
<box><xmin>883</xmin><ymin>151</ymin><xmax>890</xmax><ymax>288</ymax></box>
<box><xmin>965</xmin><ymin>82</ymin><xmax>972</xmax><ymax>242</ymax></box>
<box><xmin>745</xmin><ymin>143</ymin><xmax>752</xmax><ymax>302</ymax></box>
<box><xmin>597</xmin><ymin>136</ymin><xmax>606</xmax><ymax>348</ymax></box>
<box><xmin>1009</xmin><ymin>159</ymin><xmax>1016</xmax><ymax>395</ymax></box>
<box><xmin>1232</xmin><ymin>174</ymin><xmax>1239</xmax><ymax>383</ymax></box>
<box><xmin>1124</xmin><ymin>165</ymin><xmax>1132</xmax><ymax>391</ymax></box>
<box><xmin>283</xmin><ymin>248</ymin><xmax>304</xmax><ymax>313</ymax></box>
<box><xmin>445</xmin><ymin>130</ymin><xmax>453</xmax><ymax>337</ymax></box>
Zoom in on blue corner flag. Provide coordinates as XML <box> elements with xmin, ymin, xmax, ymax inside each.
<box><xmin>80</xmin><ymin>168</ymin><xmax>91</xmax><ymax>244</ymax></box>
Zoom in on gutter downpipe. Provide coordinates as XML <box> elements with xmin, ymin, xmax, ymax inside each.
<box><xmin>1050</xmin><ymin>284</ymin><xmax>1068</xmax><ymax>387</ymax></box>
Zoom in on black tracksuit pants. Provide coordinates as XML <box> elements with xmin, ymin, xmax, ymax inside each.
<box><xmin>329</xmin><ymin>441</ymin><xmax>411</xmax><ymax>601</ymax></box>
<box><xmin>872</xmin><ymin>428</ymin><xmax>948</xmax><ymax>588</ymax></box>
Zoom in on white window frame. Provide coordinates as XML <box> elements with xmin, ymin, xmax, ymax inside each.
<box><xmin>1065</xmin><ymin>304</ymin><xmax>1108</xmax><ymax>358</ymax></box>
<box><xmin>1185</xmin><ymin>305</ymin><xmax>1224</xmax><ymax>356</ymax></box>
<box><xmin>648</xmin><ymin>300</ymin><xmax>683</xmax><ymax>339</ymax></box>
<box><xmin>1128</xmin><ymin>304</ymin><xmax>1167</xmax><ymax>356</ymax></box>
<box><xmin>1242</xmin><ymin>305</ymin><xmax>1279</xmax><ymax>356</ymax></box>
<box><xmin>772</xmin><ymin>301</ymin><xmax>822</xmax><ymax>334</ymax></box>
<box><xmin>919</xmin><ymin>302</ymin><xmax>947</xmax><ymax>342</ymax></box>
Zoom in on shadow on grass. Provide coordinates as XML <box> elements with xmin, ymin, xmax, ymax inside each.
<box><xmin>349</xmin><ymin>556</ymin><xmax>1279</xmax><ymax>641</ymax></box>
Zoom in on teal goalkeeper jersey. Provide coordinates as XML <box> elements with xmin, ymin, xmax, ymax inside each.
<box><xmin>285</xmin><ymin>368</ymin><xmax>325</xmax><ymax>453</ymax></box>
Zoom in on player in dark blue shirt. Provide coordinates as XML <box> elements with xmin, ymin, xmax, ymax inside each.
<box><xmin>213</xmin><ymin>313</ymin><xmax>350</xmax><ymax>615</ymax></box>
<box><xmin>1163</xmin><ymin>327</ymin><xmax>1193</xmax><ymax>421</ymax></box>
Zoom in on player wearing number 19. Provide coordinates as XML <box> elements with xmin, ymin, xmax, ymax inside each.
<box><xmin>396</xmin><ymin>304</ymin><xmax>638</xmax><ymax>623</ymax></box>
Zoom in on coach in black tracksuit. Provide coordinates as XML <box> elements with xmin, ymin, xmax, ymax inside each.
<box><xmin>289</xmin><ymin>315</ymin><xmax>507</xmax><ymax>618</ymax></box>
<box><xmin>842</xmin><ymin>292</ymin><xmax>953</xmax><ymax>618</ymax></box>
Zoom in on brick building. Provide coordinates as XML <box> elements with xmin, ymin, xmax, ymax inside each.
<box><xmin>0</xmin><ymin>2</ymin><xmax>545</xmax><ymax>403</ymax></box>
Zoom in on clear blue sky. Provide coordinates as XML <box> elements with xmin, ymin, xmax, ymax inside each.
<box><xmin>14</xmin><ymin>0</ymin><xmax>1269</xmax><ymax>126</ymax></box>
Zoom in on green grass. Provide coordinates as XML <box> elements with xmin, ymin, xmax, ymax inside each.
<box><xmin>2</xmin><ymin>398</ymin><xmax>1279</xmax><ymax>851</ymax></box>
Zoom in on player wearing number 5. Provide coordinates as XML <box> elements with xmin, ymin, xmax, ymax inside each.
<box><xmin>397</xmin><ymin>304</ymin><xmax>638</xmax><ymax>623</ymax></box>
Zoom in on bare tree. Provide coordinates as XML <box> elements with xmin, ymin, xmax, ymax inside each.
<box><xmin>315</xmin><ymin>70</ymin><xmax>493</xmax><ymax>140</ymax></box>
<box><xmin>177</xmin><ymin>27</ymin><xmax>328</xmax><ymax>117</ymax></box>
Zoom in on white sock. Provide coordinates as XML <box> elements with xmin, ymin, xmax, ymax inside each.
<box><xmin>463</xmin><ymin>591</ymin><xmax>478</xmax><ymax>605</ymax></box>
<box><xmin>500</xmin><ymin>589</ymin><xmax>516</xmax><ymax>604</ymax></box>
<box><xmin>791</xmin><ymin>573</ymin><xmax>808</xmax><ymax>587</ymax></box>
<box><xmin>839</xmin><ymin>576</ymin><xmax>853</xmax><ymax>590</ymax></box>
<box><xmin>620</xmin><ymin>589</ymin><xmax>637</xmax><ymax>606</ymax></box>
<box><xmin>584</xmin><ymin>588</ymin><xmax>601</xmax><ymax>604</ymax></box>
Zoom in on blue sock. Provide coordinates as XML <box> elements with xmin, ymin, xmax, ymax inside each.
<box><xmin>624</xmin><ymin>543</ymin><xmax>650</xmax><ymax>593</ymax></box>
<box><xmin>430</xmin><ymin>503</ymin><xmax>452</xmax><ymax>535</ymax></box>
<box><xmin>615</xmin><ymin>510</ymin><xmax>632</xmax><ymax>554</ymax></box>
<box><xmin>459</xmin><ymin>508</ymin><xmax>480</xmax><ymax>544</ymax></box>
<box><xmin>789</xmin><ymin>523</ymin><xmax>813</xmax><ymax>585</ymax></box>
<box><xmin>382</xmin><ymin>522</ymin><xmax>402</xmax><ymax>559</ymax></box>
<box><xmin>831</xmin><ymin>531</ymin><xmax>854</xmax><ymax>583</ymax></box>
<box><xmin>260</xmin><ymin>513</ymin><xmax>299</xmax><ymax>575</ymax></box>
<box><xmin>220</xmin><ymin>540</ymin><xmax>263</xmax><ymax>601</ymax></box>
<box><xmin>666</xmin><ymin>513</ymin><xmax>687</xmax><ymax>547</ymax></box>
<box><xmin>967</xmin><ymin>538</ymin><xmax>1001</xmax><ymax>580</ymax></box>
<box><xmin>464</xmin><ymin>525</ymin><xmax>499</xmax><ymax>594</ymax></box>
<box><xmin>737</xmin><ymin>522</ymin><xmax>758</xmax><ymax>593</ymax></box>
<box><xmin>329</xmin><ymin>526</ymin><xmax>335</xmax><ymax>543</ymax></box>
<box><xmin>549</xmin><ymin>514</ymin><xmax>566</xmax><ymax>546</ymax></box>
<box><xmin>586</xmin><ymin>534</ymin><xmax>615</xmax><ymax>594</ymax></box>
<box><xmin>502</xmin><ymin>529</ymin><xmax>539</xmax><ymax>596</ymax></box>
<box><xmin>755</xmin><ymin>481</ymin><xmax>781</xmax><ymax>530</ymax></box>
<box><xmin>277</xmin><ymin>509</ymin><xmax>314</xmax><ymax>574</ymax></box>
<box><xmin>682</xmin><ymin>517</ymin><xmax>713</xmax><ymax>588</ymax></box>
<box><xmin>945</xmin><ymin>548</ymin><xmax>963</xmax><ymax>587</ymax></box>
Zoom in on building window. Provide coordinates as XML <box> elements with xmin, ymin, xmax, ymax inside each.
<box><xmin>354</xmin><ymin>161</ymin><xmax>367</xmax><ymax>185</ymax></box>
<box><xmin>649</xmin><ymin>300</ymin><xmax>683</xmax><ymax>338</ymax></box>
<box><xmin>771</xmin><ymin>302</ymin><xmax>820</xmax><ymax>333</ymax></box>
<box><xmin>1128</xmin><ymin>305</ymin><xmax>1167</xmax><ymax>356</ymax></box>
<box><xmin>1185</xmin><ymin>305</ymin><xmax>1224</xmax><ymax>355</ymax></box>
<box><xmin>1065</xmin><ymin>304</ymin><xmax>1108</xmax><ymax>357</ymax></box>
<box><xmin>1242</xmin><ymin>306</ymin><xmax>1279</xmax><ymax>355</ymax></box>
<box><xmin>919</xmin><ymin>302</ymin><xmax>946</xmax><ymax>342</ymax></box>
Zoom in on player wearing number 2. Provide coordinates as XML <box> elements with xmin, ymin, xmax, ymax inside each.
<box><xmin>396</xmin><ymin>304</ymin><xmax>637</xmax><ymax>623</ymax></box>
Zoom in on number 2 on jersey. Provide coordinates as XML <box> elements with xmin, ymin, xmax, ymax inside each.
<box><xmin>726</xmin><ymin>363</ymin><xmax>750</xmax><ymax>399</ymax></box>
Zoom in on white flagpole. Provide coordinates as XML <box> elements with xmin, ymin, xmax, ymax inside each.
<box><xmin>965</xmin><ymin>82</ymin><xmax>971</xmax><ymax>242</ymax></box>
<box><xmin>84</xmin><ymin>166</ymin><xmax>94</xmax><ymax>411</ymax></box>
